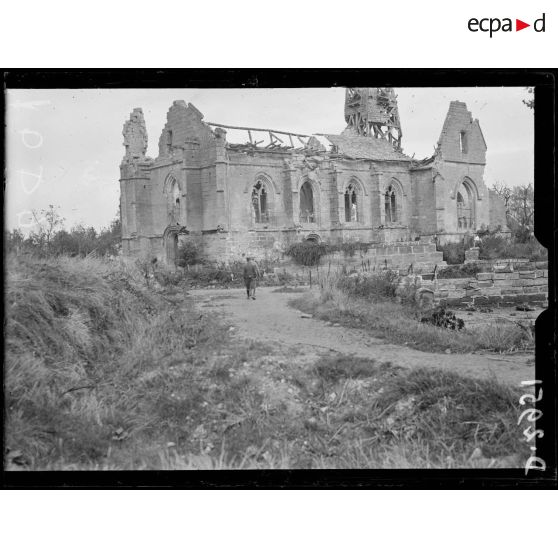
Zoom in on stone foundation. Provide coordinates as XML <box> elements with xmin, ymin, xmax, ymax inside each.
<box><xmin>423</xmin><ymin>263</ymin><xmax>548</xmax><ymax>307</ymax></box>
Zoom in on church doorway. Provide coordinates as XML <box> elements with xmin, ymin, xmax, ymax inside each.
<box><xmin>165</xmin><ymin>232</ymin><xmax>178</xmax><ymax>265</ymax></box>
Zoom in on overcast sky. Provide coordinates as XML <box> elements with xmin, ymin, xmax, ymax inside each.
<box><xmin>5</xmin><ymin>87</ymin><xmax>533</xmax><ymax>232</ymax></box>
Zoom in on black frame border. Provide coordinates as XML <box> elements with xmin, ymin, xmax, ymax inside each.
<box><xmin>2</xmin><ymin>68</ymin><xmax>556</xmax><ymax>489</ymax></box>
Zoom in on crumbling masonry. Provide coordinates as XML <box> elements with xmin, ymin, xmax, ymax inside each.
<box><xmin>119</xmin><ymin>88</ymin><xmax>508</xmax><ymax>265</ymax></box>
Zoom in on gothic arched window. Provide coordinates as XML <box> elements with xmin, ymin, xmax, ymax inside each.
<box><xmin>344</xmin><ymin>183</ymin><xmax>358</xmax><ymax>222</ymax></box>
<box><xmin>300</xmin><ymin>182</ymin><xmax>315</xmax><ymax>223</ymax></box>
<box><xmin>456</xmin><ymin>182</ymin><xmax>474</xmax><ymax>230</ymax></box>
<box><xmin>165</xmin><ymin>175</ymin><xmax>183</xmax><ymax>224</ymax></box>
<box><xmin>251</xmin><ymin>180</ymin><xmax>268</xmax><ymax>223</ymax></box>
<box><xmin>385</xmin><ymin>183</ymin><xmax>399</xmax><ymax>223</ymax></box>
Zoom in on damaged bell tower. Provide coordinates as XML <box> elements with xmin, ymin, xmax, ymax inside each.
<box><xmin>344</xmin><ymin>88</ymin><xmax>402</xmax><ymax>149</ymax></box>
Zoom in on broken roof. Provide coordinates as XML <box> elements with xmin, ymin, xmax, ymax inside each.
<box><xmin>322</xmin><ymin>130</ymin><xmax>411</xmax><ymax>162</ymax></box>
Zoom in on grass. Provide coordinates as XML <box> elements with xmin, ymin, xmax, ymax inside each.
<box><xmin>437</xmin><ymin>262</ymin><xmax>485</xmax><ymax>279</ymax></box>
<box><xmin>289</xmin><ymin>282</ymin><xmax>533</xmax><ymax>354</ymax></box>
<box><xmin>479</xmin><ymin>236</ymin><xmax>547</xmax><ymax>261</ymax></box>
<box><xmin>296</xmin><ymin>355</ymin><xmax>530</xmax><ymax>467</ymax></box>
<box><xmin>5</xmin><ymin>254</ymin><xmax>530</xmax><ymax>470</ymax></box>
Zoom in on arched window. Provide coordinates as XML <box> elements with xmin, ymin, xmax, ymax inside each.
<box><xmin>456</xmin><ymin>182</ymin><xmax>474</xmax><ymax>229</ymax></box>
<box><xmin>384</xmin><ymin>183</ymin><xmax>399</xmax><ymax>223</ymax></box>
<box><xmin>344</xmin><ymin>183</ymin><xmax>358</xmax><ymax>222</ymax></box>
<box><xmin>251</xmin><ymin>180</ymin><xmax>268</xmax><ymax>223</ymax></box>
<box><xmin>300</xmin><ymin>182</ymin><xmax>315</xmax><ymax>223</ymax></box>
<box><xmin>166</xmin><ymin>130</ymin><xmax>173</xmax><ymax>154</ymax></box>
<box><xmin>171</xmin><ymin>179</ymin><xmax>180</xmax><ymax>221</ymax></box>
<box><xmin>165</xmin><ymin>175</ymin><xmax>183</xmax><ymax>224</ymax></box>
<box><xmin>459</xmin><ymin>131</ymin><xmax>468</xmax><ymax>154</ymax></box>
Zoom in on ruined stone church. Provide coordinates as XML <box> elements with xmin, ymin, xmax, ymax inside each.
<box><xmin>120</xmin><ymin>88</ymin><xmax>507</xmax><ymax>265</ymax></box>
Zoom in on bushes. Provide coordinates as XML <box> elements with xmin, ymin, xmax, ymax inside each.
<box><xmin>285</xmin><ymin>242</ymin><xmax>329</xmax><ymax>266</ymax></box>
<box><xmin>437</xmin><ymin>262</ymin><xmax>484</xmax><ymax>279</ymax></box>
<box><xmin>336</xmin><ymin>270</ymin><xmax>399</xmax><ymax>301</ymax></box>
<box><xmin>184</xmin><ymin>267</ymin><xmax>237</xmax><ymax>285</ymax></box>
<box><xmin>176</xmin><ymin>241</ymin><xmax>203</xmax><ymax>268</ymax></box>
<box><xmin>479</xmin><ymin>235</ymin><xmax>547</xmax><ymax>261</ymax></box>
<box><xmin>439</xmin><ymin>234</ymin><xmax>547</xmax><ymax>264</ymax></box>
<box><xmin>421</xmin><ymin>307</ymin><xmax>465</xmax><ymax>330</ymax></box>
<box><xmin>439</xmin><ymin>241</ymin><xmax>466</xmax><ymax>264</ymax></box>
<box><xmin>6</xmin><ymin>217</ymin><xmax>122</xmax><ymax>259</ymax></box>
<box><xmin>285</xmin><ymin>241</ymin><xmax>371</xmax><ymax>266</ymax></box>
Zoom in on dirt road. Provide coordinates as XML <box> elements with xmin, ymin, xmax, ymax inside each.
<box><xmin>190</xmin><ymin>286</ymin><xmax>535</xmax><ymax>385</ymax></box>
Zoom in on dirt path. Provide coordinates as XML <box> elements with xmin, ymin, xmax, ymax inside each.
<box><xmin>189</xmin><ymin>286</ymin><xmax>535</xmax><ymax>386</ymax></box>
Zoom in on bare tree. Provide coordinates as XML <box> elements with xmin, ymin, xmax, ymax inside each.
<box><xmin>30</xmin><ymin>204</ymin><xmax>65</xmax><ymax>254</ymax></box>
<box><xmin>491</xmin><ymin>182</ymin><xmax>535</xmax><ymax>241</ymax></box>
<box><xmin>508</xmin><ymin>184</ymin><xmax>534</xmax><ymax>229</ymax></box>
<box><xmin>491</xmin><ymin>181</ymin><xmax>512</xmax><ymax>209</ymax></box>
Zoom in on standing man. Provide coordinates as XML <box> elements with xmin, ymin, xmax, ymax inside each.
<box><xmin>243</xmin><ymin>256</ymin><xmax>260</xmax><ymax>300</ymax></box>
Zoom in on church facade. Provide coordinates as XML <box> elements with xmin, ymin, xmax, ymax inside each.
<box><xmin>119</xmin><ymin>88</ymin><xmax>508</xmax><ymax>264</ymax></box>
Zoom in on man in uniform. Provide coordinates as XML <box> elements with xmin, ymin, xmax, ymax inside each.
<box><xmin>243</xmin><ymin>256</ymin><xmax>260</xmax><ymax>300</ymax></box>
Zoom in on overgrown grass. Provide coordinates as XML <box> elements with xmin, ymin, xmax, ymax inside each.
<box><xmin>296</xmin><ymin>355</ymin><xmax>530</xmax><ymax>468</ymax></box>
<box><xmin>5</xmin><ymin>255</ymin><xmax>530</xmax><ymax>470</ymax></box>
<box><xmin>290</xmin><ymin>286</ymin><xmax>533</xmax><ymax>354</ymax></box>
<box><xmin>335</xmin><ymin>270</ymin><xmax>399</xmax><ymax>301</ymax></box>
<box><xmin>437</xmin><ymin>262</ymin><xmax>484</xmax><ymax>279</ymax></box>
<box><xmin>479</xmin><ymin>236</ymin><xmax>547</xmax><ymax>261</ymax></box>
<box><xmin>291</xmin><ymin>292</ymin><xmax>478</xmax><ymax>353</ymax></box>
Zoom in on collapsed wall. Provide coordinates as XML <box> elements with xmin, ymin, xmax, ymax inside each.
<box><xmin>415</xmin><ymin>261</ymin><xmax>548</xmax><ymax>307</ymax></box>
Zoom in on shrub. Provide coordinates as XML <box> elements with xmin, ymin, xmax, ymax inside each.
<box><xmin>479</xmin><ymin>235</ymin><xmax>547</xmax><ymax>261</ymax></box>
<box><xmin>7</xmin><ymin>212</ymin><xmax>122</xmax><ymax>259</ymax></box>
<box><xmin>439</xmin><ymin>241</ymin><xmax>466</xmax><ymax>265</ymax></box>
<box><xmin>285</xmin><ymin>241</ymin><xmax>329</xmax><ymax>266</ymax></box>
<box><xmin>285</xmin><ymin>241</ymin><xmax>372</xmax><ymax>266</ymax></box>
<box><xmin>336</xmin><ymin>270</ymin><xmax>399</xmax><ymax>301</ymax></box>
<box><xmin>437</xmin><ymin>262</ymin><xmax>483</xmax><ymax>279</ymax></box>
<box><xmin>421</xmin><ymin>307</ymin><xmax>465</xmax><ymax>331</ymax></box>
<box><xmin>176</xmin><ymin>241</ymin><xmax>203</xmax><ymax>268</ymax></box>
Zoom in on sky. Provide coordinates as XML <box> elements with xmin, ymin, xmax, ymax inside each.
<box><xmin>5</xmin><ymin>87</ymin><xmax>534</xmax><ymax>232</ymax></box>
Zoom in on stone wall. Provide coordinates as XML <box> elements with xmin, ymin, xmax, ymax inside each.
<box><xmin>420</xmin><ymin>261</ymin><xmax>548</xmax><ymax>307</ymax></box>
<box><xmin>434</xmin><ymin>101</ymin><xmax>490</xmax><ymax>241</ymax></box>
<box><xmin>274</xmin><ymin>241</ymin><xmax>446</xmax><ymax>277</ymax></box>
<box><xmin>120</xmin><ymin>98</ymin><xmax>501</xmax><ymax>265</ymax></box>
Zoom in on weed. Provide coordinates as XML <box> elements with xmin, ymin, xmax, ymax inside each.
<box><xmin>475</xmin><ymin>321</ymin><xmax>533</xmax><ymax>352</ymax></box>
<box><xmin>437</xmin><ymin>262</ymin><xmax>484</xmax><ymax>279</ymax></box>
<box><xmin>479</xmin><ymin>235</ymin><xmax>547</xmax><ymax>261</ymax></box>
<box><xmin>421</xmin><ymin>307</ymin><xmax>465</xmax><ymax>330</ymax></box>
<box><xmin>5</xmin><ymin>254</ymin><xmax>531</xmax><ymax>470</ymax></box>
<box><xmin>336</xmin><ymin>270</ymin><xmax>399</xmax><ymax>301</ymax></box>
